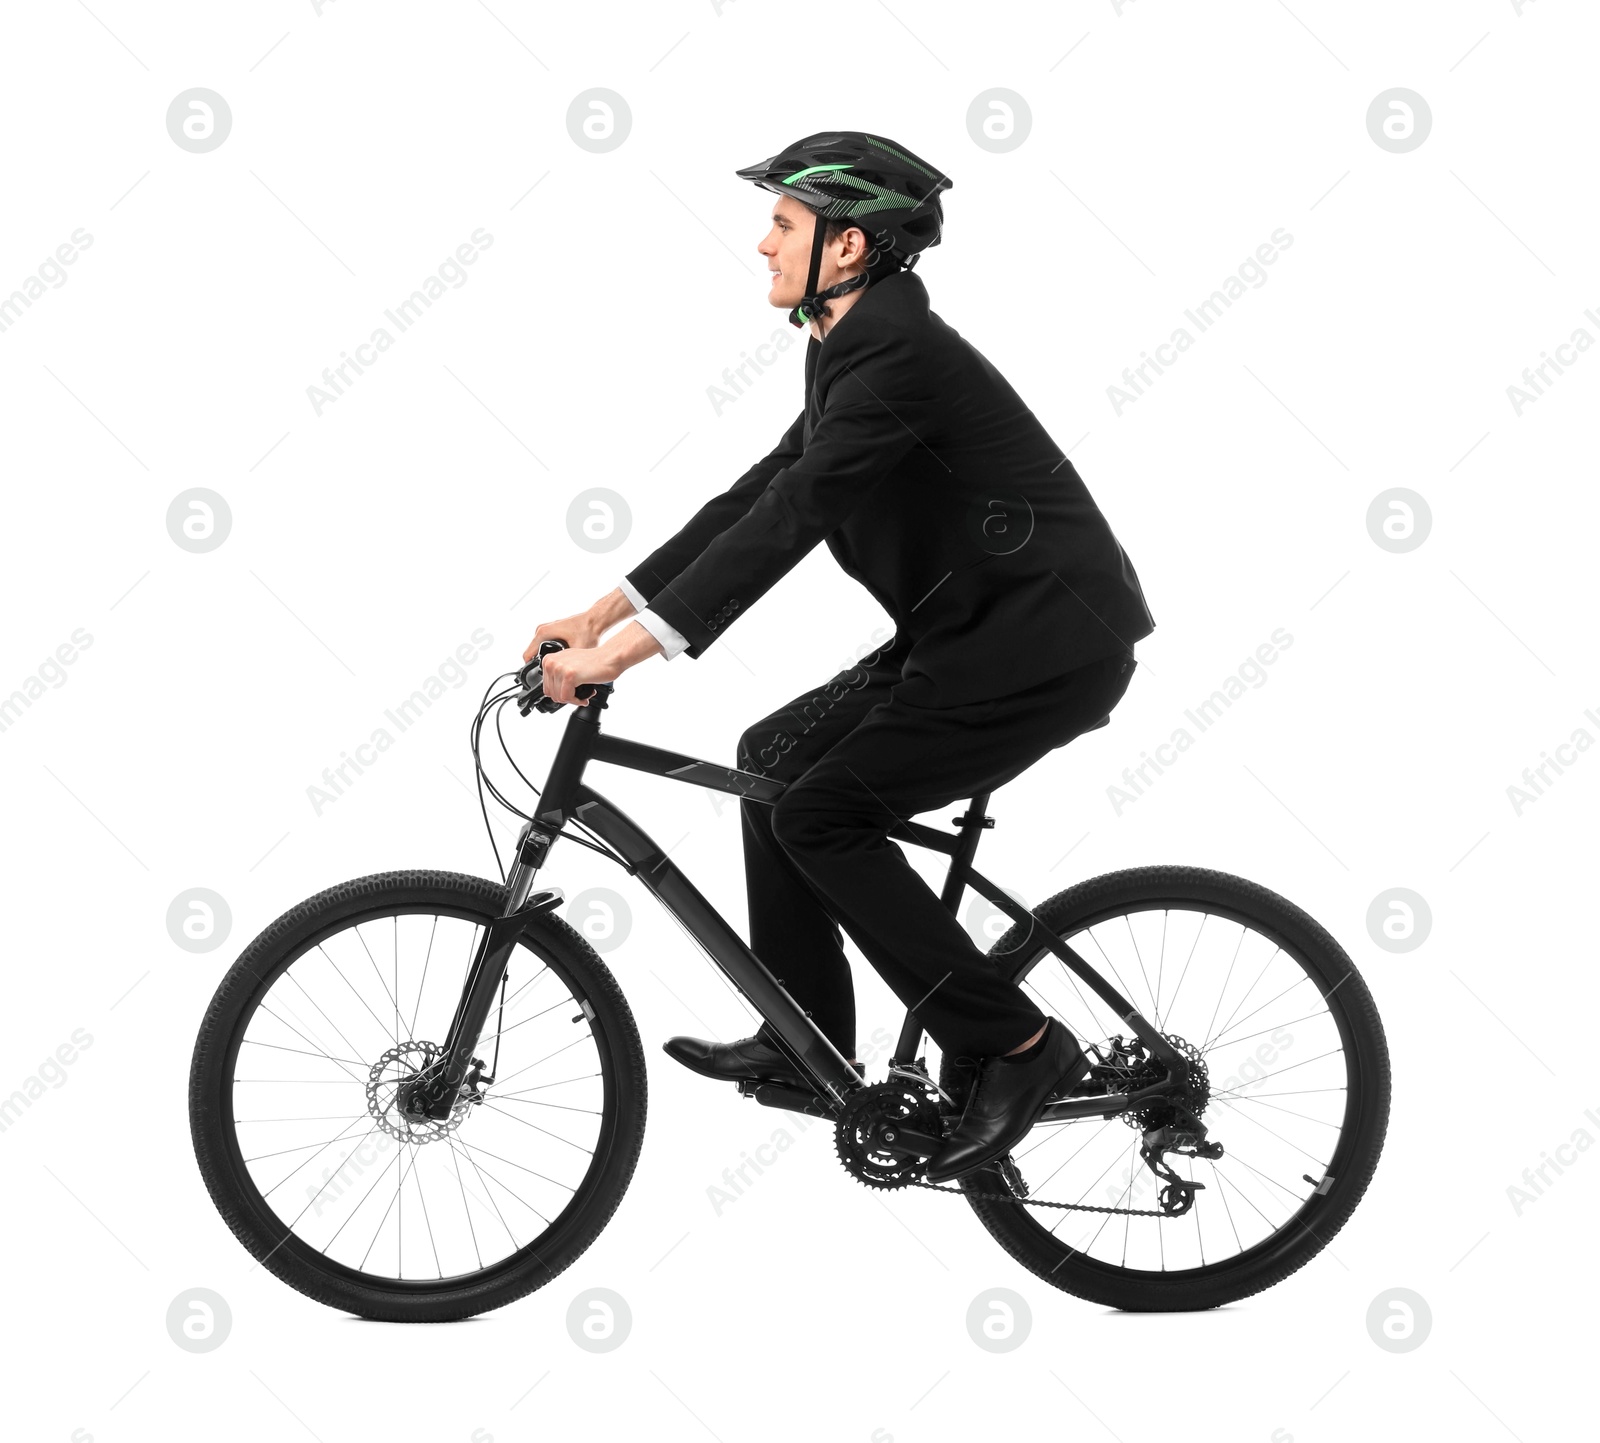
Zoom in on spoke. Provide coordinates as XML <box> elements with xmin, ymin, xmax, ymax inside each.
<box><xmin>1204</xmin><ymin>946</ymin><xmax>1283</xmax><ymax>1053</ymax></box>
<box><xmin>1217</xmin><ymin>1093</ymin><xmax>1343</xmax><ymax>1129</ymax></box>
<box><xmin>1202</xmin><ymin>974</ymin><xmax>1313</xmax><ymax>1054</ymax></box>
<box><xmin>1080</xmin><ymin>928</ymin><xmax>1145</xmax><ymax>1029</ymax></box>
<box><xmin>1073</xmin><ymin>1148</ymin><xmax>1134</xmax><ymax>1258</ymax></box>
<box><xmin>451</xmin><ymin>1138</ymin><xmax>554</xmax><ymax>1231</ymax></box>
<box><xmin>1207</xmin><ymin>1155</ymin><xmax>1244</xmax><ymax>1253</ymax></box>
<box><xmin>285</xmin><ymin>969</ymin><xmax>367</xmax><ymax>1067</ymax></box>
<box><xmin>259</xmin><ymin>1118</ymin><xmax>372</xmax><ymax>1199</ymax></box>
<box><xmin>495</xmin><ymin>961</ymin><xmax>552</xmax><ymax>1022</ymax></box>
<box><xmin>274</xmin><ymin>1121</ymin><xmax>384</xmax><ymax>1212</ymax></box>
<box><xmin>410</xmin><ymin>913</ymin><xmax>443</xmax><ymax>1038</ymax></box>
<box><xmin>1189</xmin><ymin>1156</ymin><xmax>1204</xmax><ymax>1266</ymax></box>
<box><xmin>1224</xmin><ymin>1147</ymin><xmax>1313</xmax><ymax>1206</ymax></box>
<box><xmin>1216</xmin><ymin>1046</ymin><xmax>1346</xmax><ymax>1089</ymax></box>
<box><xmin>484</xmin><ymin>995</ymin><xmax>570</xmax><ymax>1045</ymax></box>
<box><xmin>1208</xmin><ymin>1160</ymin><xmax>1283</xmax><ymax>1232</ymax></box>
<box><xmin>1156</xmin><ymin>910</ymin><xmax>1168</xmax><ymax>1029</ymax></box>
<box><xmin>239</xmin><ymin>1039</ymin><xmax>367</xmax><ymax>1068</ymax></box>
<box><xmin>353</xmin><ymin>923</ymin><xmax>403</xmax><ymax>1047</ymax></box>
<box><xmin>477</xmin><ymin>1100</ymin><xmax>595</xmax><ymax>1155</ymax></box>
<box><xmin>1202</xmin><ymin>1006</ymin><xmax>1329</xmax><ymax>1057</ymax></box>
<box><xmin>1121</xmin><ymin>914</ymin><xmax>1159</xmax><ymax>1024</ymax></box>
<box><xmin>1158</xmin><ymin>1187</ymin><xmax>1165</xmax><ymax>1271</ymax></box>
<box><xmin>487</xmin><ymin>1096</ymin><xmax>602</xmax><ymax>1116</ymax></box>
<box><xmin>320</xmin><ymin>942</ymin><xmax>401</xmax><ymax>1048</ymax></box>
<box><xmin>233</xmin><ymin>1078</ymin><xmax>365</xmax><ymax>1085</ymax></box>
<box><xmin>1072</xmin><ymin>1136</ymin><xmax>1140</xmax><ymax>1248</ymax></box>
<box><xmin>494</xmin><ymin>1072</ymin><xmax>602</xmax><ymax>1098</ymax></box>
<box><xmin>1212</xmin><ymin>1095</ymin><xmax>1328</xmax><ymax>1166</ymax></box>
<box><xmin>252</xmin><ymin>1002</ymin><xmax>366</xmax><ymax>1083</ymax></box>
<box><xmin>1024</xmin><ymin>977</ymin><xmax>1099</xmax><ymax>1054</ymax></box>
<box><xmin>359</xmin><ymin>1142</ymin><xmax>419</xmax><ymax>1272</ymax></box>
<box><xmin>320</xmin><ymin>1139</ymin><xmax>406</xmax><ymax>1254</ymax></box>
<box><xmin>452</xmin><ymin>1137</ymin><xmax>576</xmax><ymax>1196</ymax></box>
<box><xmin>411</xmin><ymin>1153</ymin><xmax>444</xmax><ymax>1278</ymax></box>
<box><xmin>488</xmin><ymin>1031</ymin><xmax>592</xmax><ymax>1089</ymax></box>
<box><xmin>1047</xmin><ymin>1134</ymin><xmax>1138</xmax><ymax>1238</ymax></box>
<box><xmin>393</xmin><ymin>916</ymin><xmax>401</xmax><ymax>1047</ymax></box>
<box><xmin>450</xmin><ymin>1142</ymin><xmax>484</xmax><ymax>1271</ymax></box>
<box><xmin>1163</xmin><ymin>911</ymin><xmax>1208</xmax><ymax>1022</ymax></box>
<box><xmin>447</xmin><ymin>1137</ymin><xmax>521</xmax><ymax>1249</ymax></box>
<box><xmin>1018</xmin><ymin>1114</ymin><xmax>1116</xmax><ymax>1189</ymax></box>
<box><xmin>236</xmin><ymin>1114</ymin><xmax>366</xmax><ymax>1124</ymax></box>
<box><xmin>1200</xmin><ymin>924</ymin><xmax>1249</xmax><ymax>1051</ymax></box>
<box><xmin>245</xmin><ymin>1132</ymin><xmax>372</xmax><ymax>1165</ymax></box>
<box><xmin>1210</xmin><ymin>1085</ymin><xmax>1347</xmax><ymax>1102</ymax></box>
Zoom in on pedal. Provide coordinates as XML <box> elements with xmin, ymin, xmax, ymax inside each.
<box><xmin>994</xmin><ymin>1154</ymin><xmax>1029</xmax><ymax>1197</ymax></box>
<box><xmin>736</xmin><ymin>1079</ymin><xmax>834</xmax><ymax>1120</ymax></box>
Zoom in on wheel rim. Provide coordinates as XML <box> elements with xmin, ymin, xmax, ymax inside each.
<box><xmin>976</xmin><ymin>896</ymin><xmax>1372</xmax><ymax>1278</ymax></box>
<box><xmin>218</xmin><ymin>903</ymin><xmax>612</xmax><ymax>1291</ymax></box>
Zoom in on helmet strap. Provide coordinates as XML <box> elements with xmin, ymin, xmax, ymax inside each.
<box><xmin>790</xmin><ymin>207</ymin><xmax>831</xmax><ymax>329</ymax></box>
<box><xmin>792</xmin><ymin>209</ymin><xmax>875</xmax><ymax>331</ymax></box>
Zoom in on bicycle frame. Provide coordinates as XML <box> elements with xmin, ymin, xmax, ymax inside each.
<box><xmin>426</xmin><ymin>692</ymin><xmax>1189</xmax><ymax>1124</ymax></box>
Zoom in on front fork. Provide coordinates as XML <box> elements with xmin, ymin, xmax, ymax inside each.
<box><xmin>398</xmin><ymin>818</ymin><xmax>562</xmax><ymax>1121</ymax></box>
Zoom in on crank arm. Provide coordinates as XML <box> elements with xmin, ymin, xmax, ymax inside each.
<box><xmin>874</xmin><ymin>1125</ymin><xmax>943</xmax><ymax>1159</ymax></box>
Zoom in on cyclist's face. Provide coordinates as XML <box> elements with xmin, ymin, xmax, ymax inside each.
<box><xmin>759</xmin><ymin>194</ymin><xmax>865</xmax><ymax>311</ymax></box>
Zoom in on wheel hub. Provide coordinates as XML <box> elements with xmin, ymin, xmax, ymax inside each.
<box><xmin>367</xmin><ymin>1041</ymin><xmax>476</xmax><ymax>1144</ymax></box>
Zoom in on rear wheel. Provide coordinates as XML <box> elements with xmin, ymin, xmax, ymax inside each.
<box><xmin>940</xmin><ymin>865</ymin><xmax>1389</xmax><ymax>1311</ymax></box>
<box><xmin>189</xmin><ymin>869</ymin><xmax>646</xmax><ymax>1321</ymax></box>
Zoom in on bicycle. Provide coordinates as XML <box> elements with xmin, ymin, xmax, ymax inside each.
<box><xmin>189</xmin><ymin>640</ymin><xmax>1391</xmax><ymax>1321</ymax></box>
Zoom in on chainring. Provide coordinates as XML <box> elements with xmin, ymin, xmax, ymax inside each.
<box><xmin>834</xmin><ymin>1080</ymin><xmax>944</xmax><ymax>1190</ymax></box>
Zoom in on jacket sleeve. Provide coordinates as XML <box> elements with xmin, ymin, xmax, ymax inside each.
<box><xmin>644</xmin><ymin>326</ymin><xmax>934</xmax><ymax>659</ymax></box>
<box><xmin>622</xmin><ymin>409</ymin><xmax>806</xmax><ymax>607</ymax></box>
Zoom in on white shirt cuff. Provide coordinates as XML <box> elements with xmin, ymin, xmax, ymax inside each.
<box><xmin>634</xmin><ymin>607</ymin><xmax>690</xmax><ymax>660</ymax></box>
<box><xmin>617</xmin><ymin>575</ymin><xmax>648</xmax><ymax>612</ymax></box>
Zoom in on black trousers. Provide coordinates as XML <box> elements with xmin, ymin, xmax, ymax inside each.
<box><xmin>736</xmin><ymin>637</ymin><xmax>1137</xmax><ymax>1061</ymax></box>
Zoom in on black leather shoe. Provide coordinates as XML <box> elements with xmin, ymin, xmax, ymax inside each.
<box><xmin>924</xmin><ymin>1018</ymin><xmax>1090</xmax><ymax>1184</ymax></box>
<box><xmin>662</xmin><ymin>1033</ymin><xmax>864</xmax><ymax>1089</ymax></box>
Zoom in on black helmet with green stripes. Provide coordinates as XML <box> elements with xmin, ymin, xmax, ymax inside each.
<box><xmin>736</xmin><ymin>131</ymin><xmax>953</xmax><ymax>328</ymax></box>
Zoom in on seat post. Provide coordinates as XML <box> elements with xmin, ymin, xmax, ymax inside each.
<box><xmin>890</xmin><ymin>791</ymin><xmax>994</xmax><ymax>1067</ymax></box>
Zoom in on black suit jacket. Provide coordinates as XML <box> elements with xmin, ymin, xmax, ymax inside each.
<box><xmin>625</xmin><ymin>269</ymin><xmax>1156</xmax><ymax>705</ymax></box>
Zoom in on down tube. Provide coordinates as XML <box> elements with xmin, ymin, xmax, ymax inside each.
<box><xmin>568</xmin><ymin>785</ymin><xmax>863</xmax><ymax>1107</ymax></box>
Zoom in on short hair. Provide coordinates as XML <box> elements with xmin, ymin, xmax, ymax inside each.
<box><xmin>822</xmin><ymin>216</ymin><xmax>901</xmax><ymax>279</ymax></box>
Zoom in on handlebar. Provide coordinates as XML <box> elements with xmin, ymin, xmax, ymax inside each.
<box><xmin>516</xmin><ymin>639</ymin><xmax>614</xmax><ymax>716</ymax></box>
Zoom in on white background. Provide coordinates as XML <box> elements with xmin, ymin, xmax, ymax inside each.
<box><xmin>2</xmin><ymin>1</ymin><xmax>1595</xmax><ymax>1439</ymax></box>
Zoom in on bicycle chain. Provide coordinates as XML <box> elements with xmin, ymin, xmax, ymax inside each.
<box><xmin>905</xmin><ymin>1175</ymin><xmax>1174</xmax><ymax>1216</ymax></box>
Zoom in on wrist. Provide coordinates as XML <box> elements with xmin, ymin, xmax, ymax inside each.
<box><xmin>602</xmin><ymin>621</ymin><xmax>662</xmax><ymax>668</ymax></box>
<box><xmin>591</xmin><ymin>587</ymin><xmax>635</xmax><ymax>631</ymax></box>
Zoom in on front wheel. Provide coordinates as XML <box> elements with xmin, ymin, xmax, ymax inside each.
<box><xmin>189</xmin><ymin>869</ymin><xmax>646</xmax><ymax>1321</ymax></box>
<box><xmin>940</xmin><ymin>865</ymin><xmax>1390</xmax><ymax>1312</ymax></box>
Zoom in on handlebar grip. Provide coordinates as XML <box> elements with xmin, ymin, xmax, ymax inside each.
<box><xmin>519</xmin><ymin>639</ymin><xmax>611</xmax><ymax>715</ymax></box>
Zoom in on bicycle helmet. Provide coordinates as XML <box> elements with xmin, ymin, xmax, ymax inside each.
<box><xmin>736</xmin><ymin>131</ymin><xmax>953</xmax><ymax>329</ymax></box>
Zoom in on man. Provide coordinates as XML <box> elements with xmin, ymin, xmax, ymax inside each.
<box><xmin>526</xmin><ymin>132</ymin><xmax>1155</xmax><ymax>1183</ymax></box>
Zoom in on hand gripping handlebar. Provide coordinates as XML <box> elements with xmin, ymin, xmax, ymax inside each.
<box><xmin>516</xmin><ymin>639</ymin><xmax>614</xmax><ymax>716</ymax></box>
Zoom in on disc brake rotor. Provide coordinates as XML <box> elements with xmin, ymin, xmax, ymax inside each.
<box><xmin>367</xmin><ymin>1041</ymin><xmax>474</xmax><ymax>1144</ymax></box>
